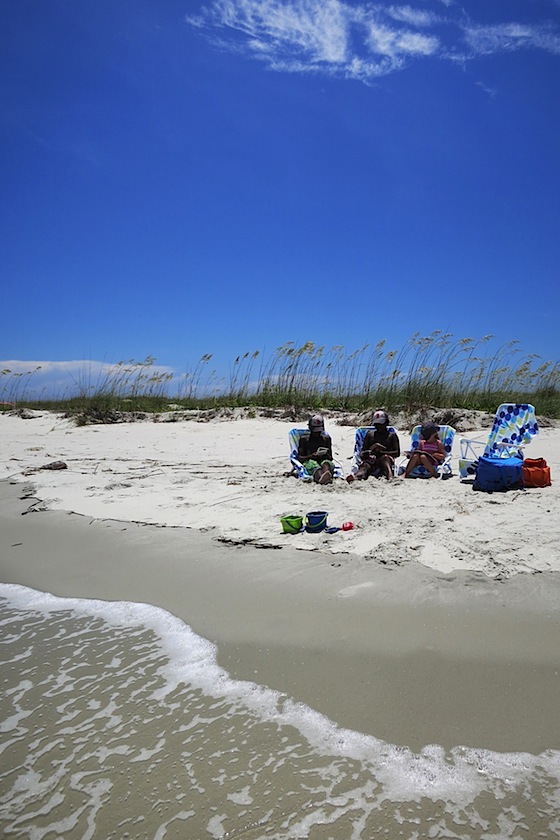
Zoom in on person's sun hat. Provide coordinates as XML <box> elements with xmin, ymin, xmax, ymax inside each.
<box><xmin>420</xmin><ymin>422</ymin><xmax>438</xmax><ymax>440</ymax></box>
<box><xmin>372</xmin><ymin>410</ymin><xmax>389</xmax><ymax>425</ymax></box>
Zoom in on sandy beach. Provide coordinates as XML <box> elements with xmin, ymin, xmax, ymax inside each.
<box><xmin>1</xmin><ymin>409</ymin><xmax>559</xmax><ymax>577</ymax></box>
<box><xmin>1</xmin><ymin>409</ymin><xmax>560</xmax><ymax>837</ymax></box>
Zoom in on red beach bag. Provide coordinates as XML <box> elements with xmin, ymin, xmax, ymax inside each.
<box><xmin>522</xmin><ymin>458</ymin><xmax>551</xmax><ymax>487</ymax></box>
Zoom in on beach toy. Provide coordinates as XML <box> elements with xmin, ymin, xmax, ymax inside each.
<box><xmin>305</xmin><ymin>511</ymin><xmax>328</xmax><ymax>533</ymax></box>
<box><xmin>341</xmin><ymin>521</ymin><xmax>354</xmax><ymax>531</ymax></box>
<box><xmin>281</xmin><ymin>515</ymin><xmax>303</xmax><ymax>534</ymax></box>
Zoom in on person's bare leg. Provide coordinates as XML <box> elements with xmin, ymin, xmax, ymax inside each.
<box><xmin>404</xmin><ymin>453</ymin><xmax>421</xmax><ymax>477</ymax></box>
<box><xmin>347</xmin><ymin>462</ymin><xmax>370</xmax><ymax>483</ymax></box>
<box><xmin>380</xmin><ymin>456</ymin><xmax>393</xmax><ymax>480</ymax></box>
<box><xmin>419</xmin><ymin>454</ymin><xmax>438</xmax><ymax>478</ymax></box>
<box><xmin>318</xmin><ymin>464</ymin><xmax>333</xmax><ymax>484</ymax></box>
<box><xmin>314</xmin><ymin>463</ymin><xmax>327</xmax><ymax>483</ymax></box>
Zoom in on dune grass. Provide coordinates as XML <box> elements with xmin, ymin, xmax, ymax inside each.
<box><xmin>2</xmin><ymin>333</ymin><xmax>559</xmax><ymax>421</ymax></box>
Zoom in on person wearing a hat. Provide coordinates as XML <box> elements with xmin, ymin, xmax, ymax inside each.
<box><xmin>347</xmin><ymin>410</ymin><xmax>400</xmax><ymax>482</ymax></box>
<box><xmin>297</xmin><ymin>414</ymin><xmax>336</xmax><ymax>484</ymax></box>
<box><xmin>403</xmin><ymin>422</ymin><xmax>445</xmax><ymax>478</ymax></box>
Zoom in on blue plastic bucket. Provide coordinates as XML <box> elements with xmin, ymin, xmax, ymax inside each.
<box><xmin>305</xmin><ymin>510</ymin><xmax>328</xmax><ymax>533</ymax></box>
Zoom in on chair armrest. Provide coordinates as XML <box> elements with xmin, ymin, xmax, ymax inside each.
<box><xmin>460</xmin><ymin>438</ymin><xmax>485</xmax><ymax>459</ymax></box>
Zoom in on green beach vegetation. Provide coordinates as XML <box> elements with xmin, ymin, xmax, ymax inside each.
<box><xmin>2</xmin><ymin>333</ymin><xmax>559</xmax><ymax>421</ymax></box>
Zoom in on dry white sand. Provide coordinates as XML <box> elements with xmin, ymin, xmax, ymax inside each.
<box><xmin>2</xmin><ymin>410</ymin><xmax>559</xmax><ymax>578</ymax></box>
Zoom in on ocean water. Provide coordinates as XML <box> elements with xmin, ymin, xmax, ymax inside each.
<box><xmin>1</xmin><ymin>584</ymin><xmax>560</xmax><ymax>840</ymax></box>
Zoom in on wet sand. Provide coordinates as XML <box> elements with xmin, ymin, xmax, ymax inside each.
<box><xmin>2</xmin><ymin>478</ymin><xmax>560</xmax><ymax>754</ymax></box>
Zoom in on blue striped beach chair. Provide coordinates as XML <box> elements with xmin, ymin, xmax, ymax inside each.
<box><xmin>349</xmin><ymin>426</ymin><xmax>399</xmax><ymax>477</ymax></box>
<box><xmin>397</xmin><ymin>424</ymin><xmax>456</xmax><ymax>478</ymax></box>
<box><xmin>289</xmin><ymin>428</ymin><xmax>344</xmax><ymax>481</ymax></box>
<box><xmin>459</xmin><ymin>403</ymin><xmax>538</xmax><ymax>478</ymax></box>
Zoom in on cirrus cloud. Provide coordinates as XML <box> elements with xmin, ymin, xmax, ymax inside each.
<box><xmin>186</xmin><ymin>0</ymin><xmax>560</xmax><ymax>84</ymax></box>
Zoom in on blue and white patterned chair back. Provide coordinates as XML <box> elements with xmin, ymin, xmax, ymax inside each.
<box><xmin>459</xmin><ymin>403</ymin><xmax>538</xmax><ymax>478</ymax></box>
<box><xmin>483</xmin><ymin>403</ymin><xmax>538</xmax><ymax>458</ymax></box>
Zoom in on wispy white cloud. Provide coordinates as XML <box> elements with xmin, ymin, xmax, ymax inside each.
<box><xmin>463</xmin><ymin>22</ymin><xmax>560</xmax><ymax>57</ymax></box>
<box><xmin>386</xmin><ymin>5</ymin><xmax>440</xmax><ymax>28</ymax></box>
<box><xmin>365</xmin><ymin>21</ymin><xmax>439</xmax><ymax>58</ymax></box>
<box><xmin>186</xmin><ymin>0</ymin><xmax>560</xmax><ymax>84</ymax></box>
<box><xmin>1</xmin><ymin>360</ymin><xmax>109</xmax><ymax>375</ymax></box>
<box><xmin>190</xmin><ymin>0</ymin><xmax>349</xmax><ymax>63</ymax></box>
<box><xmin>187</xmin><ymin>0</ymin><xmax>444</xmax><ymax>80</ymax></box>
<box><xmin>475</xmin><ymin>80</ymin><xmax>498</xmax><ymax>98</ymax></box>
<box><xmin>0</xmin><ymin>360</ymin><xmax>176</xmax><ymax>400</ymax></box>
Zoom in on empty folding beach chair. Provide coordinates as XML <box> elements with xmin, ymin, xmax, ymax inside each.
<box><xmin>459</xmin><ymin>403</ymin><xmax>539</xmax><ymax>479</ymax></box>
<box><xmin>397</xmin><ymin>424</ymin><xmax>456</xmax><ymax>478</ymax></box>
<box><xmin>288</xmin><ymin>428</ymin><xmax>344</xmax><ymax>481</ymax></box>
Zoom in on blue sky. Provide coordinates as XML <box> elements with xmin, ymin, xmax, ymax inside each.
<box><xmin>2</xmin><ymin>0</ymin><xmax>559</xmax><ymax>395</ymax></box>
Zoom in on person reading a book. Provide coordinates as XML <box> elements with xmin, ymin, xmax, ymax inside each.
<box><xmin>297</xmin><ymin>414</ymin><xmax>336</xmax><ymax>484</ymax></box>
<box><xmin>346</xmin><ymin>410</ymin><xmax>400</xmax><ymax>482</ymax></box>
<box><xmin>403</xmin><ymin>422</ymin><xmax>445</xmax><ymax>478</ymax></box>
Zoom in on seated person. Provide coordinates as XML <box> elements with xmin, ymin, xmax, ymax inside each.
<box><xmin>297</xmin><ymin>414</ymin><xmax>336</xmax><ymax>484</ymax></box>
<box><xmin>347</xmin><ymin>410</ymin><xmax>400</xmax><ymax>482</ymax></box>
<box><xmin>404</xmin><ymin>422</ymin><xmax>446</xmax><ymax>478</ymax></box>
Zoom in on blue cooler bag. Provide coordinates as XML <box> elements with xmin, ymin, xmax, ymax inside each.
<box><xmin>473</xmin><ymin>455</ymin><xmax>524</xmax><ymax>493</ymax></box>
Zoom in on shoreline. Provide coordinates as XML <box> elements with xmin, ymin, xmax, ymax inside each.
<box><xmin>2</xmin><ymin>478</ymin><xmax>560</xmax><ymax>754</ymax></box>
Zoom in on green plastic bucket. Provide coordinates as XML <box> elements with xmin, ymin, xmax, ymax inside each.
<box><xmin>305</xmin><ymin>511</ymin><xmax>328</xmax><ymax>533</ymax></box>
<box><xmin>281</xmin><ymin>515</ymin><xmax>303</xmax><ymax>534</ymax></box>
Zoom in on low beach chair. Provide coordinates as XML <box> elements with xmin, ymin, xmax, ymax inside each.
<box><xmin>397</xmin><ymin>424</ymin><xmax>455</xmax><ymax>478</ymax></box>
<box><xmin>349</xmin><ymin>426</ymin><xmax>399</xmax><ymax>478</ymax></box>
<box><xmin>459</xmin><ymin>403</ymin><xmax>539</xmax><ymax>479</ymax></box>
<box><xmin>288</xmin><ymin>428</ymin><xmax>344</xmax><ymax>481</ymax></box>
